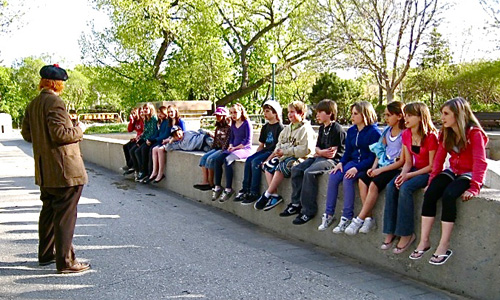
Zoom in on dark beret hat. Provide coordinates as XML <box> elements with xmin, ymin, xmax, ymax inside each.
<box><xmin>39</xmin><ymin>64</ymin><xmax>68</xmax><ymax>81</ymax></box>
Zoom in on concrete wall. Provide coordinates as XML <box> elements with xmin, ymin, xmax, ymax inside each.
<box><xmin>81</xmin><ymin>135</ymin><xmax>500</xmax><ymax>300</ymax></box>
<box><xmin>0</xmin><ymin>113</ymin><xmax>13</xmax><ymax>134</ymax></box>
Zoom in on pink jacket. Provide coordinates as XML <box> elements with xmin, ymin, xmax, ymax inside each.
<box><xmin>429</xmin><ymin>127</ymin><xmax>489</xmax><ymax>196</ymax></box>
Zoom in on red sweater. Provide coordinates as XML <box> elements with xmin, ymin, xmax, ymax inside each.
<box><xmin>127</xmin><ymin>117</ymin><xmax>144</xmax><ymax>139</ymax></box>
<box><xmin>429</xmin><ymin>127</ymin><xmax>489</xmax><ymax>196</ymax></box>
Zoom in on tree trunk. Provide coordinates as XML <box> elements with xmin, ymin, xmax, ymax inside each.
<box><xmin>430</xmin><ymin>91</ymin><xmax>435</xmax><ymax>113</ymax></box>
<box><xmin>386</xmin><ymin>88</ymin><xmax>394</xmax><ymax>103</ymax></box>
<box><xmin>216</xmin><ymin>75</ymin><xmax>271</xmax><ymax>107</ymax></box>
<box><xmin>378</xmin><ymin>86</ymin><xmax>384</xmax><ymax>104</ymax></box>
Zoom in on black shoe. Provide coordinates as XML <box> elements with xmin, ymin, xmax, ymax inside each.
<box><xmin>153</xmin><ymin>175</ymin><xmax>166</xmax><ymax>184</ymax></box>
<box><xmin>123</xmin><ymin>168</ymin><xmax>135</xmax><ymax>175</ymax></box>
<box><xmin>234</xmin><ymin>190</ymin><xmax>247</xmax><ymax>202</ymax></box>
<box><xmin>194</xmin><ymin>183</ymin><xmax>212</xmax><ymax>190</ymax></box>
<box><xmin>135</xmin><ymin>172</ymin><xmax>146</xmax><ymax>182</ymax></box>
<box><xmin>263</xmin><ymin>195</ymin><xmax>283</xmax><ymax>211</ymax></box>
<box><xmin>142</xmin><ymin>176</ymin><xmax>155</xmax><ymax>184</ymax></box>
<box><xmin>279</xmin><ymin>203</ymin><xmax>301</xmax><ymax>217</ymax></box>
<box><xmin>293</xmin><ymin>213</ymin><xmax>314</xmax><ymax>225</ymax></box>
<box><xmin>254</xmin><ymin>193</ymin><xmax>269</xmax><ymax>210</ymax></box>
<box><xmin>241</xmin><ymin>193</ymin><xmax>259</xmax><ymax>205</ymax></box>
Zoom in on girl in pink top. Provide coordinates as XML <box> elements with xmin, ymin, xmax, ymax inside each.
<box><xmin>382</xmin><ymin>102</ymin><xmax>438</xmax><ymax>254</ymax></box>
<box><xmin>410</xmin><ymin>98</ymin><xmax>488</xmax><ymax>265</ymax></box>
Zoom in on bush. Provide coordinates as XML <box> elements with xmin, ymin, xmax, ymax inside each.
<box><xmin>84</xmin><ymin>123</ymin><xmax>128</xmax><ymax>134</ymax></box>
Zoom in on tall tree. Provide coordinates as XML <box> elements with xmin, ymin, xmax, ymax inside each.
<box><xmin>323</xmin><ymin>0</ymin><xmax>440</xmax><ymax>103</ymax></box>
<box><xmin>214</xmin><ymin>0</ymin><xmax>328</xmax><ymax>106</ymax></box>
<box><xmin>480</xmin><ymin>0</ymin><xmax>500</xmax><ymax>28</ymax></box>
<box><xmin>415</xmin><ymin>24</ymin><xmax>451</xmax><ymax>111</ymax></box>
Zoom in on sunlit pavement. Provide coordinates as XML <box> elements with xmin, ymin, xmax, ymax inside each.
<box><xmin>0</xmin><ymin>133</ymin><xmax>461</xmax><ymax>299</ymax></box>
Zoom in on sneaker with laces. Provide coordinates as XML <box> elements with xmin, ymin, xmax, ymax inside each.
<box><xmin>254</xmin><ymin>193</ymin><xmax>269</xmax><ymax>210</ymax></box>
<box><xmin>318</xmin><ymin>213</ymin><xmax>334</xmax><ymax>231</ymax></box>
<box><xmin>292</xmin><ymin>213</ymin><xmax>314</xmax><ymax>225</ymax></box>
<box><xmin>219</xmin><ymin>189</ymin><xmax>235</xmax><ymax>203</ymax></box>
<box><xmin>212</xmin><ymin>189</ymin><xmax>223</xmax><ymax>201</ymax></box>
<box><xmin>263</xmin><ymin>195</ymin><xmax>283</xmax><ymax>211</ymax></box>
<box><xmin>135</xmin><ymin>172</ymin><xmax>146</xmax><ymax>182</ymax></box>
<box><xmin>359</xmin><ymin>217</ymin><xmax>376</xmax><ymax>233</ymax></box>
<box><xmin>332</xmin><ymin>216</ymin><xmax>351</xmax><ymax>234</ymax></box>
<box><xmin>344</xmin><ymin>217</ymin><xmax>364</xmax><ymax>235</ymax></box>
<box><xmin>242</xmin><ymin>193</ymin><xmax>259</xmax><ymax>205</ymax></box>
<box><xmin>279</xmin><ymin>203</ymin><xmax>301</xmax><ymax>217</ymax></box>
<box><xmin>234</xmin><ymin>190</ymin><xmax>247</xmax><ymax>202</ymax></box>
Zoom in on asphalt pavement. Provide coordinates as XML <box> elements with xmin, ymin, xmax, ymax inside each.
<box><xmin>0</xmin><ymin>134</ymin><xmax>463</xmax><ymax>299</ymax></box>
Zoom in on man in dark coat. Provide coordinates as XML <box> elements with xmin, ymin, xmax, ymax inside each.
<box><xmin>21</xmin><ymin>64</ymin><xmax>90</xmax><ymax>274</ymax></box>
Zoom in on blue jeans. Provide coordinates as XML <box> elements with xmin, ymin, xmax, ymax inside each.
<box><xmin>325</xmin><ymin>161</ymin><xmax>364</xmax><ymax>219</ymax></box>
<box><xmin>241</xmin><ymin>150</ymin><xmax>272</xmax><ymax>194</ymax></box>
<box><xmin>383</xmin><ymin>172</ymin><xmax>429</xmax><ymax>237</ymax></box>
<box><xmin>199</xmin><ymin>149</ymin><xmax>223</xmax><ymax>169</ymax></box>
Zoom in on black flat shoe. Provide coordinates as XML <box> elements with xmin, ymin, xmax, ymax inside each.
<box><xmin>153</xmin><ymin>175</ymin><xmax>165</xmax><ymax>183</ymax></box>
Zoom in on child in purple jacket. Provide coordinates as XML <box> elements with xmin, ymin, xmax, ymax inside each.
<box><xmin>212</xmin><ymin>103</ymin><xmax>253</xmax><ymax>202</ymax></box>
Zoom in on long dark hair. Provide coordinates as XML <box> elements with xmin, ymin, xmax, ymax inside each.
<box><xmin>167</xmin><ymin>105</ymin><xmax>182</xmax><ymax>127</ymax></box>
<box><xmin>387</xmin><ymin>101</ymin><xmax>405</xmax><ymax>130</ymax></box>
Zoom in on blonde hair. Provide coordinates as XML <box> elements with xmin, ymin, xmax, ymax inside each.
<box><xmin>288</xmin><ymin>101</ymin><xmax>307</xmax><ymax>115</ymax></box>
<box><xmin>38</xmin><ymin>79</ymin><xmax>64</xmax><ymax>94</ymax></box>
<box><xmin>350</xmin><ymin>101</ymin><xmax>377</xmax><ymax>126</ymax></box>
<box><xmin>440</xmin><ymin>97</ymin><xmax>485</xmax><ymax>152</ymax></box>
<box><xmin>232</xmin><ymin>103</ymin><xmax>249</xmax><ymax>121</ymax></box>
<box><xmin>404</xmin><ymin>102</ymin><xmax>436</xmax><ymax>138</ymax></box>
<box><xmin>142</xmin><ymin>102</ymin><xmax>157</xmax><ymax>121</ymax></box>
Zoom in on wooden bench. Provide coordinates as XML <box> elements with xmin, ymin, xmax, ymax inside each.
<box><xmin>474</xmin><ymin>112</ymin><xmax>500</xmax><ymax>130</ymax></box>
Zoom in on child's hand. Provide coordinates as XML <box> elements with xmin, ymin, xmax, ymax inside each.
<box><xmin>161</xmin><ymin>139</ymin><xmax>168</xmax><ymax>145</ymax></box>
<box><xmin>330</xmin><ymin>163</ymin><xmax>343</xmax><ymax>174</ymax></box>
<box><xmin>344</xmin><ymin>167</ymin><xmax>358</xmax><ymax>179</ymax></box>
<box><xmin>462</xmin><ymin>190</ymin><xmax>474</xmax><ymax>201</ymax></box>
<box><xmin>395</xmin><ymin>172</ymin><xmax>409</xmax><ymax>189</ymax></box>
<box><xmin>370</xmin><ymin>168</ymin><xmax>381</xmax><ymax>177</ymax></box>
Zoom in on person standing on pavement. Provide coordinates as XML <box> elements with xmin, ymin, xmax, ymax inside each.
<box><xmin>21</xmin><ymin>64</ymin><xmax>91</xmax><ymax>274</ymax></box>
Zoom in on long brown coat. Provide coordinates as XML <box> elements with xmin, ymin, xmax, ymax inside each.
<box><xmin>21</xmin><ymin>89</ymin><xmax>88</xmax><ymax>188</ymax></box>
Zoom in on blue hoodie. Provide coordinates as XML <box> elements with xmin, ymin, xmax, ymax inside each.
<box><xmin>340</xmin><ymin>124</ymin><xmax>381</xmax><ymax>172</ymax></box>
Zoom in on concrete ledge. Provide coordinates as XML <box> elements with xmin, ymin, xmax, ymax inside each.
<box><xmin>81</xmin><ymin>134</ymin><xmax>500</xmax><ymax>299</ymax></box>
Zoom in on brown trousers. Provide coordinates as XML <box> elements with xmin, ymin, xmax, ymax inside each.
<box><xmin>38</xmin><ymin>185</ymin><xmax>83</xmax><ymax>270</ymax></box>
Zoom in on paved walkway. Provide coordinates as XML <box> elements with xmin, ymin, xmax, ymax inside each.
<box><xmin>0</xmin><ymin>134</ymin><xmax>462</xmax><ymax>299</ymax></box>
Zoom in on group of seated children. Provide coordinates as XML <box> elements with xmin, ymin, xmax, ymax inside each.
<box><xmin>124</xmin><ymin>97</ymin><xmax>488</xmax><ymax>266</ymax></box>
<box><xmin>192</xmin><ymin>97</ymin><xmax>488</xmax><ymax>266</ymax></box>
<box><xmin>122</xmin><ymin>103</ymin><xmax>184</xmax><ymax>183</ymax></box>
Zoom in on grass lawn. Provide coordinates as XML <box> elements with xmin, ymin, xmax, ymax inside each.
<box><xmin>84</xmin><ymin>123</ymin><xmax>128</xmax><ymax>134</ymax></box>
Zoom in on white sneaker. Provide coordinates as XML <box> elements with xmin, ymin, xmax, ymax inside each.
<box><xmin>332</xmin><ymin>217</ymin><xmax>350</xmax><ymax>234</ymax></box>
<box><xmin>318</xmin><ymin>214</ymin><xmax>334</xmax><ymax>231</ymax></box>
<box><xmin>344</xmin><ymin>217</ymin><xmax>364</xmax><ymax>235</ymax></box>
<box><xmin>359</xmin><ymin>217</ymin><xmax>376</xmax><ymax>233</ymax></box>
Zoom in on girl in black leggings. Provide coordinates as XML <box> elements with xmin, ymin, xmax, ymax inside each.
<box><xmin>410</xmin><ymin>98</ymin><xmax>488</xmax><ymax>265</ymax></box>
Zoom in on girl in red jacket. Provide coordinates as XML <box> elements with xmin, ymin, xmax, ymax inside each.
<box><xmin>410</xmin><ymin>97</ymin><xmax>488</xmax><ymax>265</ymax></box>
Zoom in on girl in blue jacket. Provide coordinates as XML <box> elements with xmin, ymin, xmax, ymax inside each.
<box><xmin>319</xmin><ymin>101</ymin><xmax>381</xmax><ymax>233</ymax></box>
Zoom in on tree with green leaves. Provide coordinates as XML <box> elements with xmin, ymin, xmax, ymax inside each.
<box><xmin>214</xmin><ymin>0</ymin><xmax>328</xmax><ymax>107</ymax></box>
<box><xmin>308</xmin><ymin>72</ymin><xmax>363</xmax><ymax>123</ymax></box>
<box><xmin>412</xmin><ymin>24</ymin><xmax>452</xmax><ymax>112</ymax></box>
